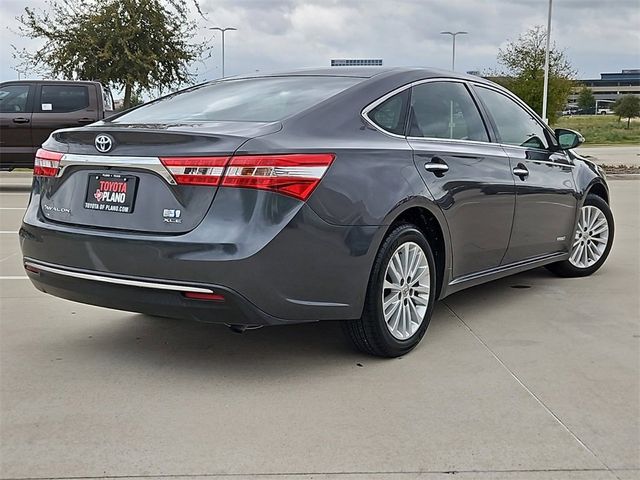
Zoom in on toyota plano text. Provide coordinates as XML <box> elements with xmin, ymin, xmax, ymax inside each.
<box><xmin>20</xmin><ymin>68</ymin><xmax>614</xmax><ymax>357</ymax></box>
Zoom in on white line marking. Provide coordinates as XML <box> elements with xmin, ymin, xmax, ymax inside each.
<box><xmin>0</xmin><ymin>276</ymin><xmax>28</xmax><ymax>280</ymax></box>
<box><xmin>0</xmin><ymin>231</ymin><xmax>18</xmax><ymax>234</ymax></box>
<box><xmin>0</xmin><ymin>193</ymin><xmax>30</xmax><ymax>195</ymax></box>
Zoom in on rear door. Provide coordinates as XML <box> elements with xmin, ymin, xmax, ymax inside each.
<box><xmin>0</xmin><ymin>83</ymin><xmax>34</xmax><ymax>168</ymax></box>
<box><xmin>31</xmin><ymin>83</ymin><xmax>99</xmax><ymax>149</ymax></box>
<box><xmin>405</xmin><ymin>80</ymin><xmax>516</xmax><ymax>279</ymax></box>
<box><xmin>473</xmin><ymin>85</ymin><xmax>578</xmax><ymax>263</ymax></box>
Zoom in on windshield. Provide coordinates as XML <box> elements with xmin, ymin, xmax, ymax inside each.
<box><xmin>111</xmin><ymin>76</ymin><xmax>362</xmax><ymax>123</ymax></box>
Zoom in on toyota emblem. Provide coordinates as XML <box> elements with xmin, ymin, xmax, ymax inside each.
<box><xmin>95</xmin><ymin>134</ymin><xmax>113</xmax><ymax>153</ymax></box>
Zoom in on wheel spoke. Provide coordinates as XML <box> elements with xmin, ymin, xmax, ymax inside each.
<box><xmin>402</xmin><ymin>243</ymin><xmax>410</xmax><ymax>278</ymax></box>
<box><xmin>383</xmin><ymin>279</ymin><xmax>400</xmax><ymax>291</ymax></box>
<box><xmin>389</xmin><ymin>256</ymin><xmax>403</xmax><ymax>283</ymax></box>
<box><xmin>388</xmin><ymin>302</ymin><xmax>401</xmax><ymax>332</ymax></box>
<box><xmin>407</xmin><ymin>247</ymin><xmax>421</xmax><ymax>281</ymax></box>
<box><xmin>383</xmin><ymin>293</ymin><xmax>399</xmax><ymax>311</ymax></box>
<box><xmin>570</xmin><ymin>242</ymin><xmax>583</xmax><ymax>265</ymax></box>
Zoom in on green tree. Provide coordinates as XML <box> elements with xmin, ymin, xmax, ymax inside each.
<box><xmin>613</xmin><ymin>95</ymin><xmax>640</xmax><ymax>129</ymax></box>
<box><xmin>14</xmin><ymin>0</ymin><xmax>210</xmax><ymax>108</ymax></box>
<box><xmin>577</xmin><ymin>87</ymin><xmax>596</xmax><ymax>111</ymax></box>
<box><xmin>494</xmin><ymin>25</ymin><xmax>575</xmax><ymax>124</ymax></box>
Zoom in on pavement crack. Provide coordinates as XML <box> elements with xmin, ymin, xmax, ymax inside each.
<box><xmin>443</xmin><ymin>301</ymin><xmax>616</xmax><ymax>477</ymax></box>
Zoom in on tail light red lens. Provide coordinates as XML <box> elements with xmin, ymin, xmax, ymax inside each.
<box><xmin>159</xmin><ymin>156</ymin><xmax>229</xmax><ymax>186</ymax></box>
<box><xmin>34</xmin><ymin>149</ymin><xmax>64</xmax><ymax>177</ymax></box>
<box><xmin>160</xmin><ymin>153</ymin><xmax>335</xmax><ymax>201</ymax></box>
<box><xmin>223</xmin><ymin>153</ymin><xmax>335</xmax><ymax>201</ymax></box>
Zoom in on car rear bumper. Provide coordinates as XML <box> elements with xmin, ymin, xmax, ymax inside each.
<box><xmin>23</xmin><ymin>258</ymin><xmax>289</xmax><ymax>325</ymax></box>
<box><xmin>20</xmin><ymin>187</ymin><xmax>383</xmax><ymax>324</ymax></box>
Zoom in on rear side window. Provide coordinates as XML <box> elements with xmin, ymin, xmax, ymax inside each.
<box><xmin>111</xmin><ymin>76</ymin><xmax>361</xmax><ymax>123</ymax></box>
<box><xmin>409</xmin><ymin>82</ymin><xmax>489</xmax><ymax>142</ymax></box>
<box><xmin>40</xmin><ymin>85</ymin><xmax>89</xmax><ymax>113</ymax></box>
<box><xmin>0</xmin><ymin>85</ymin><xmax>30</xmax><ymax>113</ymax></box>
<box><xmin>475</xmin><ymin>86</ymin><xmax>549</xmax><ymax>149</ymax></box>
<box><xmin>367</xmin><ymin>90</ymin><xmax>410</xmax><ymax>135</ymax></box>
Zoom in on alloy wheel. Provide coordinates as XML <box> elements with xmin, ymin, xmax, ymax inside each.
<box><xmin>569</xmin><ymin>205</ymin><xmax>609</xmax><ymax>269</ymax></box>
<box><xmin>382</xmin><ymin>242</ymin><xmax>431</xmax><ymax>340</ymax></box>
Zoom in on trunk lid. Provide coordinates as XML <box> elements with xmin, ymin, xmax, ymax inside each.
<box><xmin>38</xmin><ymin>121</ymin><xmax>281</xmax><ymax>234</ymax></box>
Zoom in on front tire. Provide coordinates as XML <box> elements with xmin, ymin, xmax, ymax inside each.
<box><xmin>546</xmin><ymin>194</ymin><xmax>614</xmax><ymax>277</ymax></box>
<box><xmin>343</xmin><ymin>223</ymin><xmax>437</xmax><ymax>357</ymax></box>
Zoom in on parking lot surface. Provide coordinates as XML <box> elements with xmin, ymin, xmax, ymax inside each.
<box><xmin>576</xmin><ymin>145</ymin><xmax>640</xmax><ymax>167</ymax></box>
<box><xmin>0</xmin><ymin>174</ymin><xmax>638</xmax><ymax>480</ymax></box>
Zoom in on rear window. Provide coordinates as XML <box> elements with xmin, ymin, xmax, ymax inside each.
<box><xmin>40</xmin><ymin>85</ymin><xmax>90</xmax><ymax>112</ymax></box>
<box><xmin>111</xmin><ymin>76</ymin><xmax>361</xmax><ymax>123</ymax></box>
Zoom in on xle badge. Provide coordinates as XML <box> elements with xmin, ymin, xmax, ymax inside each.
<box><xmin>163</xmin><ymin>209</ymin><xmax>182</xmax><ymax>223</ymax></box>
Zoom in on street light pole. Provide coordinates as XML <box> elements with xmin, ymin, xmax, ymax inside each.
<box><xmin>542</xmin><ymin>0</ymin><xmax>553</xmax><ymax>123</ymax></box>
<box><xmin>440</xmin><ymin>31</ymin><xmax>468</xmax><ymax>71</ymax></box>
<box><xmin>209</xmin><ymin>27</ymin><xmax>237</xmax><ymax>78</ymax></box>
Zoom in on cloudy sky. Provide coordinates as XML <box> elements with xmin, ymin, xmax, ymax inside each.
<box><xmin>1</xmin><ymin>0</ymin><xmax>639</xmax><ymax>90</ymax></box>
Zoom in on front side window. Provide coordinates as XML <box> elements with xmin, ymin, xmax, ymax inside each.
<box><xmin>111</xmin><ymin>76</ymin><xmax>361</xmax><ymax>123</ymax></box>
<box><xmin>475</xmin><ymin>86</ymin><xmax>549</xmax><ymax>149</ymax></box>
<box><xmin>0</xmin><ymin>85</ymin><xmax>29</xmax><ymax>113</ymax></box>
<box><xmin>40</xmin><ymin>85</ymin><xmax>90</xmax><ymax>113</ymax></box>
<box><xmin>408</xmin><ymin>82</ymin><xmax>489</xmax><ymax>142</ymax></box>
<box><xmin>367</xmin><ymin>90</ymin><xmax>410</xmax><ymax>135</ymax></box>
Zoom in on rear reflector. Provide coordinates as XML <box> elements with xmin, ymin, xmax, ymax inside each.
<box><xmin>160</xmin><ymin>153</ymin><xmax>334</xmax><ymax>201</ymax></box>
<box><xmin>34</xmin><ymin>149</ymin><xmax>64</xmax><ymax>177</ymax></box>
<box><xmin>183</xmin><ymin>291</ymin><xmax>225</xmax><ymax>301</ymax></box>
<box><xmin>222</xmin><ymin>153</ymin><xmax>335</xmax><ymax>201</ymax></box>
<box><xmin>159</xmin><ymin>157</ymin><xmax>229</xmax><ymax>186</ymax></box>
<box><xmin>24</xmin><ymin>264</ymin><xmax>40</xmax><ymax>274</ymax></box>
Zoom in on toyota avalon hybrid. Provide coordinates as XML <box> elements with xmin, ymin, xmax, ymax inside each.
<box><xmin>19</xmin><ymin>68</ymin><xmax>614</xmax><ymax>357</ymax></box>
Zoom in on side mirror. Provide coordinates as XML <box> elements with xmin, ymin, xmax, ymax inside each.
<box><xmin>555</xmin><ymin>128</ymin><xmax>584</xmax><ymax>150</ymax></box>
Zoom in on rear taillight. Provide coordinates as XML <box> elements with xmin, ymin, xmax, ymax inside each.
<box><xmin>159</xmin><ymin>156</ymin><xmax>229</xmax><ymax>186</ymax></box>
<box><xmin>222</xmin><ymin>154</ymin><xmax>334</xmax><ymax>201</ymax></box>
<box><xmin>161</xmin><ymin>153</ymin><xmax>334</xmax><ymax>201</ymax></box>
<box><xmin>34</xmin><ymin>149</ymin><xmax>64</xmax><ymax>177</ymax></box>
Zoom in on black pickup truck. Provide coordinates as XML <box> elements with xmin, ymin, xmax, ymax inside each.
<box><xmin>0</xmin><ymin>80</ymin><xmax>114</xmax><ymax>169</ymax></box>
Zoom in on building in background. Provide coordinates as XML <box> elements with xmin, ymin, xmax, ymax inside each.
<box><xmin>331</xmin><ymin>59</ymin><xmax>383</xmax><ymax>67</ymax></box>
<box><xmin>569</xmin><ymin>69</ymin><xmax>640</xmax><ymax>105</ymax></box>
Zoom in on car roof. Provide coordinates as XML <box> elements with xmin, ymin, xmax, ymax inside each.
<box><xmin>225</xmin><ymin>66</ymin><xmax>490</xmax><ymax>83</ymax></box>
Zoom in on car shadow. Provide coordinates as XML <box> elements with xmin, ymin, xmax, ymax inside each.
<box><xmin>74</xmin><ymin>267</ymin><xmax>557</xmax><ymax>377</ymax></box>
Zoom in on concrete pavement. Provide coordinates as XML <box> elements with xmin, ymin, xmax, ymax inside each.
<box><xmin>0</xmin><ymin>178</ymin><xmax>638</xmax><ymax>480</ymax></box>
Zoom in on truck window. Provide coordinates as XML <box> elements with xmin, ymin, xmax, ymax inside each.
<box><xmin>101</xmin><ymin>85</ymin><xmax>114</xmax><ymax>111</ymax></box>
<box><xmin>40</xmin><ymin>85</ymin><xmax>89</xmax><ymax>113</ymax></box>
<box><xmin>0</xmin><ymin>85</ymin><xmax>30</xmax><ymax>113</ymax></box>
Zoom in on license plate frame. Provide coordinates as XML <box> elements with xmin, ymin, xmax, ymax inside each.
<box><xmin>84</xmin><ymin>173</ymin><xmax>138</xmax><ymax>214</ymax></box>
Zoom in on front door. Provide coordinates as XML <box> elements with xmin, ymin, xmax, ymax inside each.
<box><xmin>406</xmin><ymin>80</ymin><xmax>516</xmax><ymax>279</ymax></box>
<box><xmin>473</xmin><ymin>85</ymin><xmax>578</xmax><ymax>263</ymax></box>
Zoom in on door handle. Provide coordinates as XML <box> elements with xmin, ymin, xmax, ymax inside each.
<box><xmin>77</xmin><ymin>118</ymin><xmax>95</xmax><ymax>124</ymax></box>
<box><xmin>12</xmin><ymin>117</ymin><xmax>30</xmax><ymax>124</ymax></box>
<box><xmin>424</xmin><ymin>157</ymin><xmax>449</xmax><ymax>175</ymax></box>
<box><xmin>513</xmin><ymin>163</ymin><xmax>529</xmax><ymax>179</ymax></box>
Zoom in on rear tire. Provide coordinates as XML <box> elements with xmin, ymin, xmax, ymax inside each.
<box><xmin>342</xmin><ymin>223</ymin><xmax>437</xmax><ymax>357</ymax></box>
<box><xmin>546</xmin><ymin>194</ymin><xmax>614</xmax><ymax>277</ymax></box>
